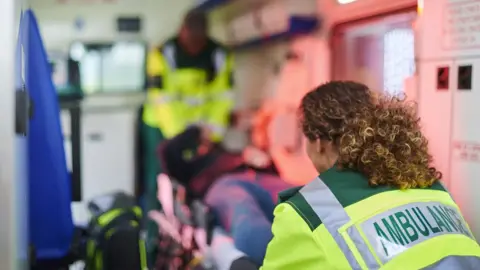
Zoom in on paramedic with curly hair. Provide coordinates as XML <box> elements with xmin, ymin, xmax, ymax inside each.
<box><xmin>261</xmin><ymin>81</ymin><xmax>480</xmax><ymax>269</ymax></box>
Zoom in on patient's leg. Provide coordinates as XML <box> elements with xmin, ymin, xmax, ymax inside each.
<box><xmin>205</xmin><ymin>176</ymin><xmax>274</xmax><ymax>265</ymax></box>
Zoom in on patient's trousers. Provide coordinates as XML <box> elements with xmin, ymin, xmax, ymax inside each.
<box><xmin>204</xmin><ymin>172</ymin><xmax>292</xmax><ymax>265</ymax></box>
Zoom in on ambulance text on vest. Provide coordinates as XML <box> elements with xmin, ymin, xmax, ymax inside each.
<box><xmin>361</xmin><ymin>202</ymin><xmax>472</xmax><ymax>263</ymax></box>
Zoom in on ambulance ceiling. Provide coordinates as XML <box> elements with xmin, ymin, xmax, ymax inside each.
<box><xmin>30</xmin><ymin>0</ymin><xmax>194</xmax><ymax>22</ymax></box>
<box><xmin>30</xmin><ymin>0</ymin><xmax>195</xmax><ymax>49</ymax></box>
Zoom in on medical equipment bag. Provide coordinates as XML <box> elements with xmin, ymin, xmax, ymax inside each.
<box><xmin>85</xmin><ymin>192</ymin><xmax>147</xmax><ymax>270</ymax></box>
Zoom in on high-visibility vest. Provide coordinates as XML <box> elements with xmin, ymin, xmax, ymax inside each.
<box><xmin>261</xmin><ymin>166</ymin><xmax>480</xmax><ymax>269</ymax></box>
<box><xmin>142</xmin><ymin>38</ymin><xmax>234</xmax><ymax>141</ymax></box>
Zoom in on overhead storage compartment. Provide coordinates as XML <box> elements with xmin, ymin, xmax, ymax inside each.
<box><xmin>200</xmin><ymin>0</ymin><xmax>321</xmax><ymax>110</ymax></box>
<box><xmin>195</xmin><ymin>0</ymin><xmax>230</xmax><ymax>11</ymax></box>
<box><xmin>218</xmin><ymin>0</ymin><xmax>319</xmax><ymax>50</ymax></box>
<box><xmin>230</xmin><ymin>16</ymin><xmax>318</xmax><ymax>50</ymax></box>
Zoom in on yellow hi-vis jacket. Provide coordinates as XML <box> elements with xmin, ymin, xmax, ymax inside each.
<box><xmin>262</xmin><ymin>166</ymin><xmax>480</xmax><ymax>269</ymax></box>
<box><xmin>143</xmin><ymin>37</ymin><xmax>234</xmax><ymax>140</ymax></box>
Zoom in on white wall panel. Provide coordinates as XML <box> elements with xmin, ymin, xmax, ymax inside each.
<box><xmin>31</xmin><ymin>0</ymin><xmax>194</xmax><ymax>51</ymax></box>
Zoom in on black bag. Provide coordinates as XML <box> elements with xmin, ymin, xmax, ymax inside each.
<box><xmin>85</xmin><ymin>192</ymin><xmax>147</xmax><ymax>270</ymax></box>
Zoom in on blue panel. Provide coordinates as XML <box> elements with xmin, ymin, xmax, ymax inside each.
<box><xmin>15</xmin><ymin>11</ymin><xmax>29</xmax><ymax>264</ymax></box>
<box><xmin>24</xmin><ymin>9</ymin><xmax>74</xmax><ymax>260</ymax></box>
<box><xmin>195</xmin><ymin>0</ymin><xmax>231</xmax><ymax>11</ymax></box>
<box><xmin>231</xmin><ymin>16</ymin><xmax>319</xmax><ymax>51</ymax></box>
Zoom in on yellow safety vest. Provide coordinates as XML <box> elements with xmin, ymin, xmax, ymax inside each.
<box><xmin>143</xmin><ymin>39</ymin><xmax>234</xmax><ymax>141</ymax></box>
<box><xmin>262</xmin><ymin>166</ymin><xmax>480</xmax><ymax>269</ymax></box>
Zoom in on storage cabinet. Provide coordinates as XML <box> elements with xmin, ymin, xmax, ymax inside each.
<box><xmin>81</xmin><ymin>110</ymin><xmax>136</xmax><ymax>199</ymax></box>
<box><xmin>417</xmin><ymin>0</ymin><xmax>480</xmax><ymax>239</ymax></box>
<box><xmin>418</xmin><ymin>57</ymin><xmax>480</xmax><ymax>239</ymax></box>
<box><xmin>61</xmin><ymin>108</ymin><xmax>137</xmax><ymax>225</ymax></box>
<box><xmin>417</xmin><ymin>60</ymin><xmax>454</xmax><ymax>189</ymax></box>
<box><xmin>448</xmin><ymin>59</ymin><xmax>480</xmax><ymax>236</ymax></box>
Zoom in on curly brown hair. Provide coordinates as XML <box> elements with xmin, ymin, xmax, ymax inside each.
<box><xmin>299</xmin><ymin>81</ymin><xmax>441</xmax><ymax>189</ymax></box>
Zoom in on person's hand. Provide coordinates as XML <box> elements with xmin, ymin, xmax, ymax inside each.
<box><xmin>195</xmin><ymin>124</ymin><xmax>213</xmax><ymax>155</ymax></box>
<box><xmin>199</xmin><ymin>124</ymin><xmax>213</xmax><ymax>142</ymax></box>
<box><xmin>242</xmin><ymin>146</ymin><xmax>272</xmax><ymax>168</ymax></box>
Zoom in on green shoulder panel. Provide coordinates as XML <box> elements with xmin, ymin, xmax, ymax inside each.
<box><xmin>275</xmin><ymin>167</ymin><xmax>448</xmax><ymax>232</ymax></box>
<box><xmin>278</xmin><ymin>186</ymin><xmax>323</xmax><ymax>231</ymax></box>
<box><xmin>320</xmin><ymin>166</ymin><xmax>448</xmax><ymax>208</ymax></box>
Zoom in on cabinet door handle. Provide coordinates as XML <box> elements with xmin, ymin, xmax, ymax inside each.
<box><xmin>15</xmin><ymin>86</ymin><xmax>33</xmax><ymax>136</ymax></box>
<box><xmin>87</xmin><ymin>133</ymin><xmax>103</xmax><ymax>142</ymax></box>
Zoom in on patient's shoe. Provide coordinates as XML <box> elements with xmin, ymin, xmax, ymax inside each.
<box><xmin>210</xmin><ymin>227</ymin><xmax>247</xmax><ymax>270</ymax></box>
<box><xmin>229</xmin><ymin>257</ymin><xmax>258</xmax><ymax>270</ymax></box>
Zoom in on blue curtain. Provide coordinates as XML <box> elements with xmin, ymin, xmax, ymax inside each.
<box><xmin>24</xmin><ymin>9</ymin><xmax>74</xmax><ymax>260</ymax></box>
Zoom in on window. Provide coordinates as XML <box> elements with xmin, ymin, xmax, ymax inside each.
<box><xmin>69</xmin><ymin>41</ymin><xmax>146</xmax><ymax>94</ymax></box>
<box><xmin>383</xmin><ymin>28</ymin><xmax>415</xmax><ymax>96</ymax></box>
<box><xmin>332</xmin><ymin>11</ymin><xmax>416</xmax><ymax>95</ymax></box>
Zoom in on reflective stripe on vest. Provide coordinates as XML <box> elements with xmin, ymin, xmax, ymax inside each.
<box><xmin>212</xmin><ymin>49</ymin><xmax>226</xmax><ymax>74</ymax></box>
<box><xmin>423</xmin><ymin>255</ymin><xmax>480</xmax><ymax>269</ymax></box>
<box><xmin>150</xmin><ymin>94</ymin><xmax>176</xmax><ymax>105</ymax></box>
<box><xmin>300</xmin><ymin>177</ymin><xmax>380</xmax><ymax>269</ymax></box>
<box><xmin>213</xmin><ymin>90</ymin><xmax>234</xmax><ymax>101</ymax></box>
<box><xmin>184</xmin><ymin>96</ymin><xmax>205</xmax><ymax>106</ymax></box>
<box><xmin>163</xmin><ymin>44</ymin><xmax>176</xmax><ymax>70</ymax></box>
<box><xmin>150</xmin><ymin>95</ymin><xmax>206</xmax><ymax>106</ymax></box>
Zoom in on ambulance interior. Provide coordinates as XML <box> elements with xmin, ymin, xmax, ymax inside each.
<box><xmin>1</xmin><ymin>0</ymin><xmax>479</xmax><ymax>267</ymax></box>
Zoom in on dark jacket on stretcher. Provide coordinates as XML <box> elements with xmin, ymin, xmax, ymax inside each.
<box><xmin>158</xmin><ymin>126</ymin><xmax>279</xmax><ymax>200</ymax></box>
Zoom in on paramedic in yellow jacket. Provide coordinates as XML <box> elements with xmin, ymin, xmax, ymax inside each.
<box><xmin>144</xmin><ymin>9</ymin><xmax>234</xmax><ymax>140</ymax></box>
<box><xmin>143</xmin><ymin>8</ymin><xmax>234</xmax><ymax>266</ymax></box>
<box><xmin>262</xmin><ymin>81</ymin><xmax>480</xmax><ymax>269</ymax></box>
